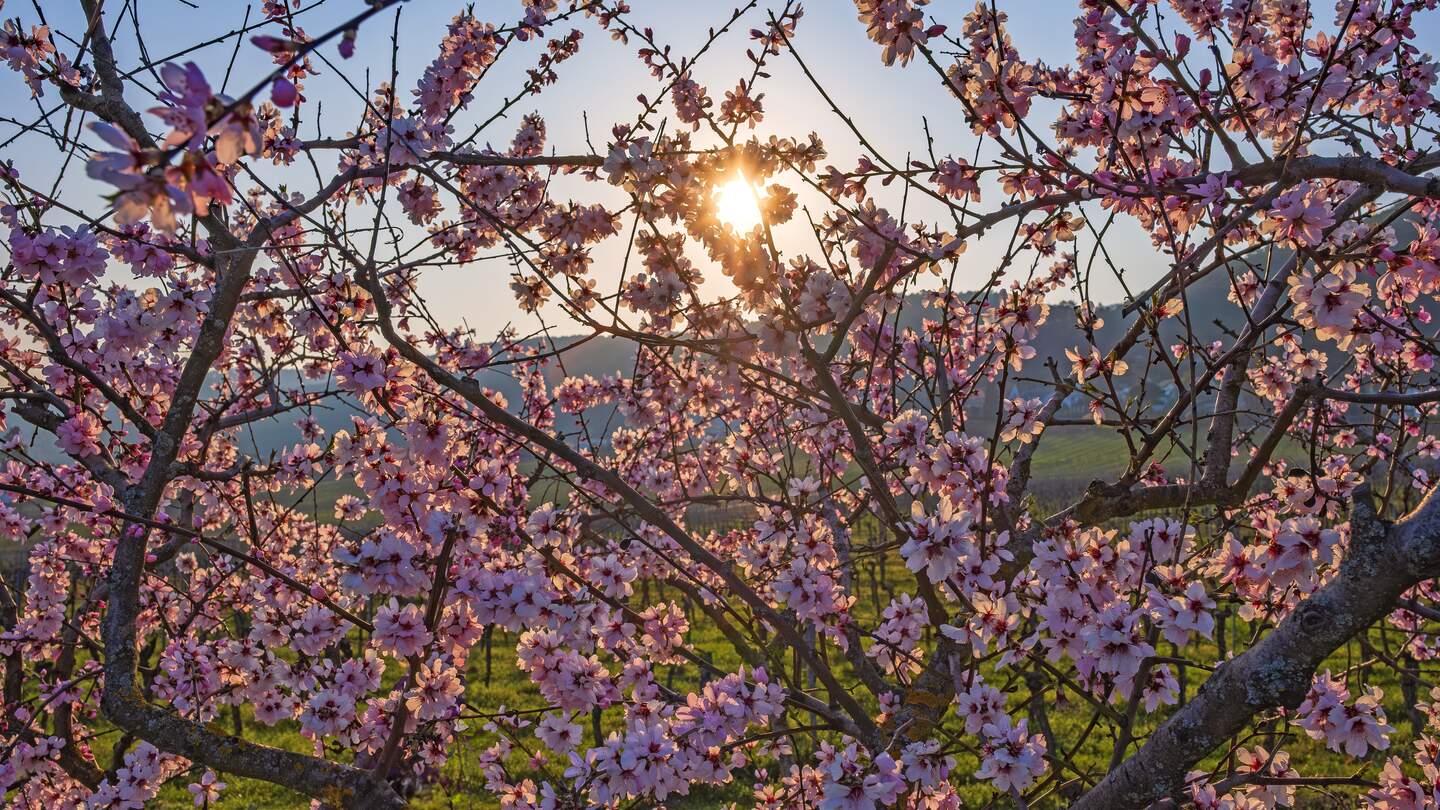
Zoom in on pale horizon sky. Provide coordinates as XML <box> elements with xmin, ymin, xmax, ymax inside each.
<box><xmin>4</xmin><ymin>1</ymin><xmax>1436</xmax><ymax>338</ymax></box>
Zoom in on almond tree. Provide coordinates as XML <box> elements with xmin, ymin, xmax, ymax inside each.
<box><xmin>2</xmin><ymin>1</ymin><xmax>1440</xmax><ymax>808</ymax></box>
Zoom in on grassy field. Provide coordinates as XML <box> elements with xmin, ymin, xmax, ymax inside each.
<box><xmin>87</xmin><ymin>425</ymin><xmax>1399</xmax><ymax>808</ymax></box>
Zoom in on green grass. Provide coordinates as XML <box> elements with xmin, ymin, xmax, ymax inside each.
<box><xmin>1026</xmin><ymin>424</ymin><xmax>1136</xmax><ymax>480</ymax></box>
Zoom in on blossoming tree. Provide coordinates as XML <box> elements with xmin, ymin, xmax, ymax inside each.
<box><xmin>2</xmin><ymin>0</ymin><xmax>1440</xmax><ymax>807</ymax></box>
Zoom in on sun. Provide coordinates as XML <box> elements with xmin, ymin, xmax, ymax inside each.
<box><xmin>713</xmin><ymin>176</ymin><xmax>764</xmax><ymax>233</ymax></box>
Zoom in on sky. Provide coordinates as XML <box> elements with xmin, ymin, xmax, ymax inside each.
<box><xmin>4</xmin><ymin>0</ymin><xmax>1438</xmax><ymax>337</ymax></box>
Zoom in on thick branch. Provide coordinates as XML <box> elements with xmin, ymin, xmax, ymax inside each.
<box><xmin>1073</xmin><ymin>485</ymin><xmax>1440</xmax><ymax>810</ymax></box>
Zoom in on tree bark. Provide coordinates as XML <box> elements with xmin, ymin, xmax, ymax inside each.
<box><xmin>1073</xmin><ymin>486</ymin><xmax>1440</xmax><ymax>809</ymax></box>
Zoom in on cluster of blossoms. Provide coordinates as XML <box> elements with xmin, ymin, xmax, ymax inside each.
<box><xmin>0</xmin><ymin>21</ymin><xmax>77</xmax><ymax>96</ymax></box>
<box><xmin>0</xmin><ymin>0</ymin><xmax>1439</xmax><ymax>808</ymax></box>
<box><xmin>86</xmin><ymin>743</ymin><xmax>188</xmax><ymax>809</ymax></box>
<box><xmin>1365</xmin><ymin>689</ymin><xmax>1440</xmax><ymax>809</ymax></box>
<box><xmin>1295</xmin><ymin>671</ymin><xmax>1396</xmax><ymax>758</ymax></box>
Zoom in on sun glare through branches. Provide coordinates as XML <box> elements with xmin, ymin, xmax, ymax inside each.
<box><xmin>713</xmin><ymin>175</ymin><xmax>765</xmax><ymax>233</ymax></box>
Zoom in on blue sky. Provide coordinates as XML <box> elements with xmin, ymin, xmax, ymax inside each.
<box><xmin>4</xmin><ymin>1</ymin><xmax>1436</xmax><ymax>335</ymax></box>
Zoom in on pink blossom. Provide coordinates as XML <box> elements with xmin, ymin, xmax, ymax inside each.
<box><xmin>373</xmin><ymin>601</ymin><xmax>433</xmax><ymax>659</ymax></box>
